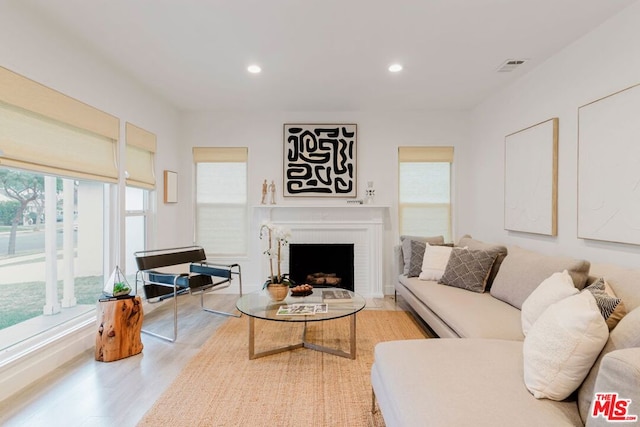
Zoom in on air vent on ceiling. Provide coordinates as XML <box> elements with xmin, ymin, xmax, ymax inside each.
<box><xmin>497</xmin><ymin>59</ymin><xmax>528</xmax><ymax>72</ymax></box>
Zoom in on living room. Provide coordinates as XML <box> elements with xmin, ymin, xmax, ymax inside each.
<box><xmin>1</xmin><ymin>0</ymin><xmax>640</xmax><ymax>425</ymax></box>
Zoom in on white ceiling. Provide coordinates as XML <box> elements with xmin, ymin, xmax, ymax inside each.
<box><xmin>15</xmin><ymin>0</ymin><xmax>637</xmax><ymax>112</ymax></box>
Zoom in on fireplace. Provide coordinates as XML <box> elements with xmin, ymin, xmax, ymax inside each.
<box><xmin>255</xmin><ymin>205</ymin><xmax>388</xmax><ymax>297</ymax></box>
<box><xmin>289</xmin><ymin>243</ymin><xmax>354</xmax><ymax>291</ymax></box>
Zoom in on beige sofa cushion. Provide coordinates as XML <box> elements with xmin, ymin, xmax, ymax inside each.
<box><xmin>402</xmin><ymin>276</ymin><xmax>524</xmax><ymax>340</ymax></box>
<box><xmin>372</xmin><ymin>339</ymin><xmax>583</xmax><ymax>427</ymax></box>
<box><xmin>585</xmin><ymin>348</ymin><xmax>640</xmax><ymax>427</ymax></box>
<box><xmin>490</xmin><ymin>246</ymin><xmax>590</xmax><ymax>309</ymax></box>
<box><xmin>578</xmin><ymin>306</ymin><xmax>640</xmax><ymax>423</ymax></box>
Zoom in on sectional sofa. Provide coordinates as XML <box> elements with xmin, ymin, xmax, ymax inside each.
<box><xmin>371</xmin><ymin>235</ymin><xmax>640</xmax><ymax>426</ymax></box>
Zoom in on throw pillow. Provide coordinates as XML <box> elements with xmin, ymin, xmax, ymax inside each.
<box><xmin>523</xmin><ymin>291</ymin><xmax>609</xmax><ymax>401</ymax></box>
<box><xmin>490</xmin><ymin>245</ymin><xmax>591</xmax><ymax>309</ymax></box>
<box><xmin>400</xmin><ymin>235</ymin><xmax>445</xmax><ymax>276</ymax></box>
<box><xmin>456</xmin><ymin>235</ymin><xmax>508</xmax><ymax>290</ymax></box>
<box><xmin>437</xmin><ymin>247</ymin><xmax>498</xmax><ymax>293</ymax></box>
<box><xmin>582</xmin><ymin>277</ymin><xmax>627</xmax><ymax>331</ymax></box>
<box><xmin>521</xmin><ymin>270</ymin><xmax>579</xmax><ymax>336</ymax></box>
<box><xmin>418</xmin><ymin>243</ymin><xmax>453</xmax><ymax>281</ymax></box>
<box><xmin>407</xmin><ymin>240</ymin><xmax>427</xmax><ymax>277</ymax></box>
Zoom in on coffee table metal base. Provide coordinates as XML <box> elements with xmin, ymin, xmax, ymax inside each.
<box><xmin>248</xmin><ymin>314</ymin><xmax>357</xmax><ymax>360</ymax></box>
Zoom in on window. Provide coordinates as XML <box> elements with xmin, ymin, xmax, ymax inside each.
<box><xmin>193</xmin><ymin>147</ymin><xmax>248</xmax><ymax>256</ymax></box>
<box><xmin>125</xmin><ymin>187</ymin><xmax>150</xmax><ymax>284</ymax></box>
<box><xmin>0</xmin><ymin>168</ymin><xmax>107</xmax><ymax>350</ymax></box>
<box><xmin>0</xmin><ymin>66</ymin><xmax>116</xmax><ymax>353</ymax></box>
<box><xmin>124</xmin><ymin>122</ymin><xmax>155</xmax><ymax>282</ymax></box>
<box><xmin>398</xmin><ymin>146</ymin><xmax>454</xmax><ymax>242</ymax></box>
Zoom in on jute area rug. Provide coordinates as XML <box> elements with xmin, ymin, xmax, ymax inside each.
<box><xmin>138</xmin><ymin>310</ymin><xmax>428</xmax><ymax>427</ymax></box>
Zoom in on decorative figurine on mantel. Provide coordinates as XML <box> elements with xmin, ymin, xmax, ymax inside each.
<box><xmin>364</xmin><ymin>181</ymin><xmax>376</xmax><ymax>204</ymax></box>
<box><xmin>268</xmin><ymin>180</ymin><xmax>276</xmax><ymax>204</ymax></box>
<box><xmin>261</xmin><ymin>179</ymin><xmax>268</xmax><ymax>204</ymax></box>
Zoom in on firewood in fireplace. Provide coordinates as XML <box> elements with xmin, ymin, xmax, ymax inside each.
<box><xmin>305</xmin><ymin>272</ymin><xmax>342</xmax><ymax>286</ymax></box>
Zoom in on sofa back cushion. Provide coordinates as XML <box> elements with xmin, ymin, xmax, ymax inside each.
<box><xmin>456</xmin><ymin>235</ymin><xmax>507</xmax><ymax>290</ymax></box>
<box><xmin>490</xmin><ymin>246</ymin><xmax>590</xmax><ymax>309</ymax></box>
<box><xmin>578</xmin><ymin>306</ymin><xmax>640</xmax><ymax>423</ymax></box>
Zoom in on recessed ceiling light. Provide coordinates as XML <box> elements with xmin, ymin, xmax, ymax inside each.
<box><xmin>388</xmin><ymin>64</ymin><xmax>403</xmax><ymax>73</ymax></box>
<box><xmin>247</xmin><ymin>65</ymin><xmax>262</xmax><ymax>74</ymax></box>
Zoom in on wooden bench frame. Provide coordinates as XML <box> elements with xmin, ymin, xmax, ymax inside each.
<box><xmin>134</xmin><ymin>246</ymin><xmax>242</xmax><ymax>342</ymax></box>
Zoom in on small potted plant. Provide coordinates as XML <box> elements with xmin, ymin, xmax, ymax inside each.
<box><xmin>103</xmin><ymin>266</ymin><xmax>131</xmax><ymax>297</ymax></box>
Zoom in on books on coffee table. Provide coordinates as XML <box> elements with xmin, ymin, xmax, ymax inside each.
<box><xmin>322</xmin><ymin>289</ymin><xmax>352</xmax><ymax>303</ymax></box>
<box><xmin>277</xmin><ymin>303</ymin><xmax>328</xmax><ymax>315</ymax></box>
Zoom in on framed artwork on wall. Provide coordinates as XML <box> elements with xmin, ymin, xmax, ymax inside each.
<box><xmin>504</xmin><ymin>117</ymin><xmax>558</xmax><ymax>236</ymax></box>
<box><xmin>164</xmin><ymin>170</ymin><xmax>178</xmax><ymax>203</ymax></box>
<box><xmin>578</xmin><ymin>83</ymin><xmax>640</xmax><ymax>245</ymax></box>
<box><xmin>283</xmin><ymin>124</ymin><xmax>357</xmax><ymax>197</ymax></box>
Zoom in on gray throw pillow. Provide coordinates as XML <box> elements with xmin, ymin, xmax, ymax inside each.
<box><xmin>438</xmin><ymin>247</ymin><xmax>498</xmax><ymax>293</ymax></box>
<box><xmin>407</xmin><ymin>240</ymin><xmax>426</xmax><ymax>277</ymax></box>
<box><xmin>456</xmin><ymin>235</ymin><xmax>507</xmax><ymax>290</ymax></box>
<box><xmin>400</xmin><ymin>235</ymin><xmax>444</xmax><ymax>275</ymax></box>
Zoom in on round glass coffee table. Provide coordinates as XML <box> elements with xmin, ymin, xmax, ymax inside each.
<box><xmin>236</xmin><ymin>287</ymin><xmax>366</xmax><ymax>360</ymax></box>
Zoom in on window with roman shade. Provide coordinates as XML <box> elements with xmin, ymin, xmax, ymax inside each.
<box><xmin>398</xmin><ymin>146</ymin><xmax>454</xmax><ymax>242</ymax></box>
<box><xmin>193</xmin><ymin>147</ymin><xmax>248</xmax><ymax>256</ymax></box>
<box><xmin>125</xmin><ymin>122</ymin><xmax>156</xmax><ymax>189</ymax></box>
<box><xmin>0</xmin><ymin>66</ymin><xmax>119</xmax><ymax>182</ymax></box>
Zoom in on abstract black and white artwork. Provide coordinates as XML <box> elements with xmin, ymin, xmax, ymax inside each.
<box><xmin>283</xmin><ymin>124</ymin><xmax>357</xmax><ymax>197</ymax></box>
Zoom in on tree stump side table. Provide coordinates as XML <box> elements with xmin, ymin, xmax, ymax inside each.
<box><xmin>95</xmin><ymin>295</ymin><xmax>144</xmax><ymax>362</ymax></box>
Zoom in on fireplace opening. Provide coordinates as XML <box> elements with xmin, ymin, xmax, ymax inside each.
<box><xmin>288</xmin><ymin>243</ymin><xmax>354</xmax><ymax>291</ymax></box>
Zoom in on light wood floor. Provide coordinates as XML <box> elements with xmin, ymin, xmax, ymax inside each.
<box><xmin>0</xmin><ymin>292</ymin><xmax>416</xmax><ymax>427</ymax></box>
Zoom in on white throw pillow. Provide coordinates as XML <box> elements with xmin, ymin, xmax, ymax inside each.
<box><xmin>521</xmin><ymin>270</ymin><xmax>578</xmax><ymax>336</ymax></box>
<box><xmin>523</xmin><ymin>291</ymin><xmax>609</xmax><ymax>401</ymax></box>
<box><xmin>418</xmin><ymin>244</ymin><xmax>453</xmax><ymax>281</ymax></box>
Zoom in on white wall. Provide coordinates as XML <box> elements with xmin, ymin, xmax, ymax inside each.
<box><xmin>464</xmin><ymin>1</ymin><xmax>640</xmax><ymax>268</ymax></box>
<box><xmin>180</xmin><ymin>110</ymin><xmax>469</xmax><ymax>289</ymax></box>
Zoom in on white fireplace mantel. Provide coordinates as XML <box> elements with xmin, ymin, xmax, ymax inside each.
<box><xmin>254</xmin><ymin>205</ymin><xmax>390</xmax><ymax>298</ymax></box>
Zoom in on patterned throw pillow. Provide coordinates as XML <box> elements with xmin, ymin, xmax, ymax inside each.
<box><xmin>407</xmin><ymin>240</ymin><xmax>427</xmax><ymax>277</ymax></box>
<box><xmin>438</xmin><ymin>247</ymin><xmax>498</xmax><ymax>293</ymax></box>
<box><xmin>583</xmin><ymin>277</ymin><xmax>627</xmax><ymax>330</ymax></box>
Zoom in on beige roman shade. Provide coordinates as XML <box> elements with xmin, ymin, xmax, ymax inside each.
<box><xmin>193</xmin><ymin>147</ymin><xmax>248</xmax><ymax>163</ymax></box>
<box><xmin>125</xmin><ymin>122</ymin><xmax>156</xmax><ymax>189</ymax></box>
<box><xmin>398</xmin><ymin>146</ymin><xmax>454</xmax><ymax>163</ymax></box>
<box><xmin>0</xmin><ymin>66</ymin><xmax>119</xmax><ymax>182</ymax></box>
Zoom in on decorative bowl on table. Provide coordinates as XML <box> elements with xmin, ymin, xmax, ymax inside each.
<box><xmin>289</xmin><ymin>284</ymin><xmax>313</xmax><ymax>297</ymax></box>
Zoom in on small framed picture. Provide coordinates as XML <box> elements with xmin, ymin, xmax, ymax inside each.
<box><xmin>164</xmin><ymin>170</ymin><xmax>178</xmax><ymax>203</ymax></box>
